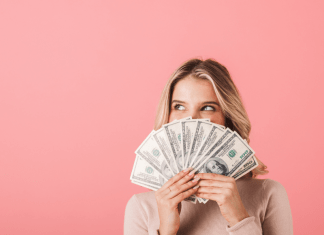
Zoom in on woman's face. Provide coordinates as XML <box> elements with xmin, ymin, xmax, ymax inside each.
<box><xmin>169</xmin><ymin>76</ymin><xmax>225</xmax><ymax>126</ymax></box>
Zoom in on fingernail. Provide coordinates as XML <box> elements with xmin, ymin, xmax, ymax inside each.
<box><xmin>193</xmin><ymin>185</ymin><xmax>199</xmax><ymax>189</ymax></box>
<box><xmin>183</xmin><ymin>167</ymin><xmax>191</xmax><ymax>173</ymax></box>
<box><xmin>194</xmin><ymin>175</ymin><xmax>199</xmax><ymax>179</ymax></box>
<box><xmin>192</xmin><ymin>177</ymin><xmax>200</xmax><ymax>182</ymax></box>
<box><xmin>189</xmin><ymin>170</ymin><xmax>195</xmax><ymax>176</ymax></box>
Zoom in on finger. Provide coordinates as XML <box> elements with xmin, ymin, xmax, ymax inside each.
<box><xmin>195</xmin><ymin>173</ymin><xmax>233</xmax><ymax>182</ymax></box>
<box><xmin>198</xmin><ymin>179</ymin><xmax>234</xmax><ymax>189</ymax></box>
<box><xmin>195</xmin><ymin>192</ymin><xmax>221</xmax><ymax>201</ymax></box>
<box><xmin>197</xmin><ymin>186</ymin><xmax>230</xmax><ymax>194</ymax></box>
<box><xmin>157</xmin><ymin>167</ymin><xmax>192</xmax><ymax>197</ymax></box>
<box><xmin>166</xmin><ymin>176</ymin><xmax>200</xmax><ymax>199</ymax></box>
<box><xmin>171</xmin><ymin>170</ymin><xmax>196</xmax><ymax>188</ymax></box>
<box><xmin>159</xmin><ymin>167</ymin><xmax>192</xmax><ymax>191</ymax></box>
<box><xmin>172</xmin><ymin>185</ymin><xmax>200</xmax><ymax>204</ymax></box>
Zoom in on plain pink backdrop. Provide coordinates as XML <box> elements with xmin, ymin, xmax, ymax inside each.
<box><xmin>0</xmin><ymin>1</ymin><xmax>323</xmax><ymax>234</ymax></box>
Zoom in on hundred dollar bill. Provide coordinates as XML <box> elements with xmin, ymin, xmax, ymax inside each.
<box><xmin>131</xmin><ymin>157</ymin><xmax>197</xmax><ymax>204</ymax></box>
<box><xmin>196</xmin><ymin>131</ymin><xmax>255</xmax><ymax>177</ymax></box>
<box><xmin>195</xmin><ymin>132</ymin><xmax>255</xmax><ymax>204</ymax></box>
<box><xmin>186</xmin><ymin>120</ymin><xmax>214</xmax><ymax>167</ymax></box>
<box><xmin>135</xmin><ymin>130</ymin><xmax>173</xmax><ymax>180</ymax></box>
<box><xmin>231</xmin><ymin>155</ymin><xmax>258</xmax><ymax>180</ymax></box>
<box><xmin>194</xmin><ymin>128</ymin><xmax>232</xmax><ymax>203</ymax></box>
<box><xmin>130</xmin><ymin>155</ymin><xmax>166</xmax><ymax>188</ymax></box>
<box><xmin>181</xmin><ymin>120</ymin><xmax>198</xmax><ymax>169</ymax></box>
<box><xmin>191</xmin><ymin>126</ymin><xmax>230</xmax><ymax>169</ymax></box>
<box><xmin>152</xmin><ymin>128</ymin><xmax>179</xmax><ymax>174</ymax></box>
<box><xmin>162</xmin><ymin>117</ymin><xmax>198</xmax><ymax>204</ymax></box>
<box><xmin>184</xmin><ymin>194</ymin><xmax>197</xmax><ymax>204</ymax></box>
<box><xmin>216</xmin><ymin>124</ymin><xmax>226</xmax><ymax>129</ymax></box>
<box><xmin>199</xmin><ymin>118</ymin><xmax>211</xmax><ymax>122</ymax></box>
<box><xmin>131</xmin><ymin>180</ymin><xmax>159</xmax><ymax>191</ymax></box>
<box><xmin>163</xmin><ymin>117</ymin><xmax>192</xmax><ymax>173</ymax></box>
<box><xmin>198</xmin><ymin>154</ymin><xmax>259</xmax><ymax>204</ymax></box>
<box><xmin>231</xmin><ymin>140</ymin><xmax>258</xmax><ymax>180</ymax></box>
<box><xmin>198</xmin><ymin>154</ymin><xmax>258</xmax><ymax>204</ymax></box>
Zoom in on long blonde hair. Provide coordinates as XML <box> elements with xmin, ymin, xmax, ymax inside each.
<box><xmin>154</xmin><ymin>58</ymin><xmax>268</xmax><ymax>178</ymax></box>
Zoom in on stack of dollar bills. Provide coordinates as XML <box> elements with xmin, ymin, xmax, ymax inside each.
<box><xmin>130</xmin><ymin>117</ymin><xmax>258</xmax><ymax>204</ymax></box>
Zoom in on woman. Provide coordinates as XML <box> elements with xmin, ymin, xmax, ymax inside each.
<box><xmin>124</xmin><ymin>58</ymin><xmax>293</xmax><ymax>235</ymax></box>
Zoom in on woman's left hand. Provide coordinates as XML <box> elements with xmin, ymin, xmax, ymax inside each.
<box><xmin>195</xmin><ymin>173</ymin><xmax>249</xmax><ymax>227</ymax></box>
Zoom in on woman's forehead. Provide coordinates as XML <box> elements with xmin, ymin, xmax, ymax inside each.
<box><xmin>172</xmin><ymin>77</ymin><xmax>218</xmax><ymax>102</ymax></box>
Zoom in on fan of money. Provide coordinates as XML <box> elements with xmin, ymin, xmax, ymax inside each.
<box><xmin>130</xmin><ymin>117</ymin><xmax>258</xmax><ymax>204</ymax></box>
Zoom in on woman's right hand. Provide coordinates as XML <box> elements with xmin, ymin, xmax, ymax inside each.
<box><xmin>155</xmin><ymin>168</ymin><xmax>200</xmax><ymax>235</ymax></box>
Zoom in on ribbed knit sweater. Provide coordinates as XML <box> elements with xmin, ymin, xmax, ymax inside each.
<box><xmin>124</xmin><ymin>178</ymin><xmax>293</xmax><ymax>235</ymax></box>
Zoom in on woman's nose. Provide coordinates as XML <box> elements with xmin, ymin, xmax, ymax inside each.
<box><xmin>188</xmin><ymin>110</ymin><xmax>201</xmax><ymax>119</ymax></box>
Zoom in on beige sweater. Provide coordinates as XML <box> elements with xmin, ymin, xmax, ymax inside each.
<box><xmin>124</xmin><ymin>178</ymin><xmax>293</xmax><ymax>235</ymax></box>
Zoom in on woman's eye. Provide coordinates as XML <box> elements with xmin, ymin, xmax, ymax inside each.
<box><xmin>175</xmin><ymin>104</ymin><xmax>185</xmax><ymax>110</ymax></box>
<box><xmin>202</xmin><ymin>106</ymin><xmax>215</xmax><ymax>111</ymax></box>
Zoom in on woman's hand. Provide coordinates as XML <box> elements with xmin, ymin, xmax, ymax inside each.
<box><xmin>195</xmin><ymin>173</ymin><xmax>249</xmax><ymax>227</ymax></box>
<box><xmin>155</xmin><ymin>168</ymin><xmax>200</xmax><ymax>235</ymax></box>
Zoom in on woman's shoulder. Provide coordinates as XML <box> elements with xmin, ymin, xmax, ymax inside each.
<box><xmin>261</xmin><ymin>178</ymin><xmax>289</xmax><ymax>205</ymax></box>
<box><xmin>237</xmin><ymin>177</ymin><xmax>288</xmax><ymax>199</ymax></box>
<box><xmin>128</xmin><ymin>191</ymin><xmax>156</xmax><ymax>205</ymax></box>
<box><xmin>236</xmin><ymin>177</ymin><xmax>290</xmax><ymax>218</ymax></box>
<box><xmin>262</xmin><ymin>178</ymin><xmax>287</xmax><ymax>192</ymax></box>
<box><xmin>248</xmin><ymin>178</ymin><xmax>287</xmax><ymax>195</ymax></box>
<box><xmin>238</xmin><ymin>177</ymin><xmax>286</xmax><ymax>189</ymax></box>
<box><xmin>239</xmin><ymin>177</ymin><xmax>289</xmax><ymax>207</ymax></box>
<box><xmin>124</xmin><ymin>191</ymin><xmax>159</xmax><ymax>232</ymax></box>
<box><xmin>126</xmin><ymin>191</ymin><xmax>157</xmax><ymax>217</ymax></box>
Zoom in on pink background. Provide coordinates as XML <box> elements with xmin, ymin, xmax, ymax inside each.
<box><xmin>0</xmin><ymin>1</ymin><xmax>323</xmax><ymax>234</ymax></box>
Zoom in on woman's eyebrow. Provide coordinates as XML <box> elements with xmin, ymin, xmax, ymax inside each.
<box><xmin>172</xmin><ymin>100</ymin><xmax>220</xmax><ymax>106</ymax></box>
<box><xmin>171</xmin><ymin>100</ymin><xmax>186</xmax><ymax>104</ymax></box>
<box><xmin>202</xmin><ymin>101</ymin><xmax>220</xmax><ymax>106</ymax></box>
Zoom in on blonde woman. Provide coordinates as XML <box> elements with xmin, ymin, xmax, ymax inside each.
<box><xmin>124</xmin><ymin>58</ymin><xmax>293</xmax><ymax>235</ymax></box>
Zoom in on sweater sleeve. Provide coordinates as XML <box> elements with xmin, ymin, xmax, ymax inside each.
<box><xmin>262</xmin><ymin>179</ymin><xmax>293</xmax><ymax>235</ymax></box>
<box><xmin>226</xmin><ymin>179</ymin><xmax>293</xmax><ymax>235</ymax></box>
<box><xmin>124</xmin><ymin>194</ymin><xmax>159</xmax><ymax>235</ymax></box>
<box><xmin>226</xmin><ymin>216</ymin><xmax>262</xmax><ymax>235</ymax></box>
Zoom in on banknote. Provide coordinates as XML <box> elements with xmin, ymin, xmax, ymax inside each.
<box><xmin>197</xmin><ymin>155</ymin><xmax>258</xmax><ymax>204</ymax></box>
<box><xmin>152</xmin><ymin>128</ymin><xmax>179</xmax><ymax>175</ymax></box>
<box><xmin>130</xmin><ymin>155</ymin><xmax>166</xmax><ymax>188</ymax></box>
<box><xmin>135</xmin><ymin>130</ymin><xmax>173</xmax><ymax>180</ymax></box>
<box><xmin>191</xmin><ymin>126</ymin><xmax>229</xmax><ymax>169</ymax></box>
<box><xmin>193</xmin><ymin>128</ymin><xmax>232</xmax><ymax>203</ymax></box>
<box><xmin>231</xmin><ymin>155</ymin><xmax>258</xmax><ymax>180</ymax></box>
<box><xmin>184</xmin><ymin>194</ymin><xmax>197</xmax><ymax>204</ymax></box>
<box><xmin>216</xmin><ymin>124</ymin><xmax>226</xmax><ymax>129</ymax></box>
<box><xmin>196</xmin><ymin>131</ymin><xmax>255</xmax><ymax>176</ymax></box>
<box><xmin>163</xmin><ymin>117</ymin><xmax>192</xmax><ymax>173</ymax></box>
<box><xmin>181</xmin><ymin>120</ymin><xmax>198</xmax><ymax>169</ymax></box>
<box><xmin>131</xmin><ymin>157</ymin><xmax>197</xmax><ymax>203</ymax></box>
<box><xmin>186</xmin><ymin>120</ymin><xmax>214</xmax><ymax>168</ymax></box>
<box><xmin>132</xmin><ymin>119</ymin><xmax>256</xmax><ymax>205</ymax></box>
<box><xmin>197</xmin><ymin>154</ymin><xmax>258</xmax><ymax>204</ymax></box>
<box><xmin>231</xmin><ymin>139</ymin><xmax>259</xmax><ymax>180</ymax></box>
<box><xmin>230</xmin><ymin>139</ymin><xmax>258</xmax><ymax>179</ymax></box>
<box><xmin>196</xmin><ymin>132</ymin><xmax>255</xmax><ymax>203</ymax></box>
